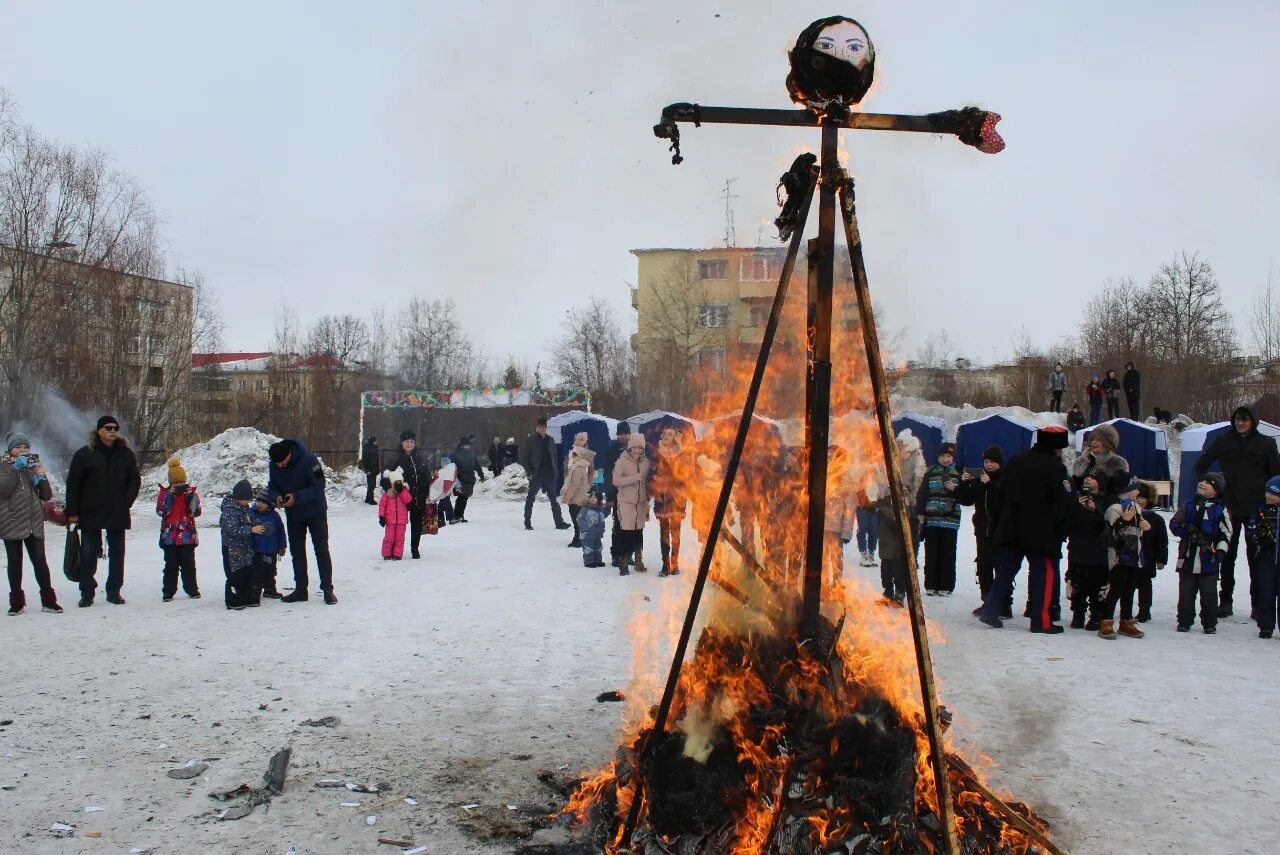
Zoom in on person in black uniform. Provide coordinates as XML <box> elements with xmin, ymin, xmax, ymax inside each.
<box><xmin>976</xmin><ymin>426</ymin><xmax>1072</xmax><ymax>633</ymax></box>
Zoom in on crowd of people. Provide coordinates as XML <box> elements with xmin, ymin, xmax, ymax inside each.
<box><xmin>9</xmin><ymin>404</ymin><xmax>1280</xmax><ymax>644</ymax></box>
<box><xmin>1050</xmin><ymin>361</ymin><xmax>1146</xmax><ymax>427</ymax></box>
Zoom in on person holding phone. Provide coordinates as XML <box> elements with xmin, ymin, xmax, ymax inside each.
<box><xmin>2</xmin><ymin>433</ymin><xmax>61</xmax><ymax>615</ymax></box>
<box><xmin>954</xmin><ymin>445</ymin><xmax>1006</xmax><ymax>613</ymax></box>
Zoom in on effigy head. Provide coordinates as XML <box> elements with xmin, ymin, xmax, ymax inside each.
<box><xmin>786</xmin><ymin>16</ymin><xmax>876</xmax><ymax>113</ymax></box>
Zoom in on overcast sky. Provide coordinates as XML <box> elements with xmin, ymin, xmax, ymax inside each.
<box><xmin>2</xmin><ymin>0</ymin><xmax>1276</xmax><ymax>371</ymax></box>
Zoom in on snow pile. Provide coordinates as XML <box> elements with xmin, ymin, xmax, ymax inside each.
<box><xmin>478</xmin><ymin>464</ymin><xmax>530</xmax><ymax>501</ymax></box>
<box><xmin>140</xmin><ymin>427</ymin><xmax>363</xmax><ymax>504</ymax></box>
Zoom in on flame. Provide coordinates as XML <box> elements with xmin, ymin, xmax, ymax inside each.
<box><xmin>561</xmin><ymin>258</ymin><xmax>1051</xmax><ymax>853</ymax></box>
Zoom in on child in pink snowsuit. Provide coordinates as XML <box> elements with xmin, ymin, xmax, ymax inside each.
<box><xmin>378</xmin><ymin>469</ymin><xmax>413</xmax><ymax>560</ymax></box>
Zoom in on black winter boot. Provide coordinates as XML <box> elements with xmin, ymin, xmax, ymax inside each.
<box><xmin>1070</xmin><ymin>613</ymin><xmax>1085</xmax><ymax>630</ymax></box>
<box><xmin>39</xmin><ymin>589</ymin><xmax>62</xmax><ymax>614</ymax></box>
<box><xmin>618</xmin><ymin>556</ymin><xmax>631</xmax><ymax>577</ymax></box>
<box><xmin>281</xmin><ymin>590</ymin><xmax>309</xmax><ymax>603</ymax></box>
<box><xmin>322</xmin><ymin>588</ymin><xmax>338</xmax><ymax>605</ymax></box>
<box><xmin>7</xmin><ymin>590</ymin><xmax>24</xmax><ymax>616</ymax></box>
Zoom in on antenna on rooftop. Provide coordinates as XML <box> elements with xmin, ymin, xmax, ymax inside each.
<box><xmin>722</xmin><ymin>178</ymin><xmax>739</xmax><ymax>246</ymax></box>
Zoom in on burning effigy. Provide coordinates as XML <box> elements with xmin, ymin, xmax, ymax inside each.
<box><xmin>537</xmin><ymin>16</ymin><xmax>1058</xmax><ymax>855</ymax></box>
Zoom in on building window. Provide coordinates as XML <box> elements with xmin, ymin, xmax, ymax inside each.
<box><xmin>740</xmin><ymin>254</ymin><xmax>771</xmax><ymax>281</ymax></box>
<box><xmin>146</xmin><ymin>367</ymin><xmax>164</xmax><ymax>387</ymax></box>
<box><xmin>698</xmin><ymin>348</ymin><xmax>726</xmax><ymax>375</ymax></box>
<box><xmin>125</xmin><ymin>338</ymin><xmax>140</xmax><ymax>355</ymax></box>
<box><xmin>254</xmin><ymin>379</ymin><xmax>266</xmax><ymax>392</ymax></box>
<box><xmin>747</xmin><ymin>304</ymin><xmax>770</xmax><ymax>328</ymax></box>
<box><xmin>696</xmin><ymin>304</ymin><xmax>730</xmax><ymax>328</ymax></box>
<box><xmin>697</xmin><ymin>259</ymin><xmax>727</xmax><ymax>280</ymax></box>
<box><xmin>237</xmin><ymin>380</ymin><xmax>247</xmax><ymax>392</ymax></box>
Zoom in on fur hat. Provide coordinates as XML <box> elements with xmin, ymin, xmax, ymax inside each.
<box><xmin>381</xmin><ymin>466</ymin><xmax>405</xmax><ymax>486</ymax></box>
<box><xmin>981</xmin><ymin>444</ymin><xmax>1004</xmax><ymax>466</ymax></box>
<box><xmin>939</xmin><ymin>442</ymin><xmax>957</xmax><ymax>458</ymax></box>
<box><xmin>1089</xmin><ymin>424</ymin><xmax>1120</xmax><ymax>452</ymax></box>
<box><xmin>231</xmin><ymin>479</ymin><xmax>253</xmax><ymax>501</ymax></box>
<box><xmin>1137</xmin><ymin>481</ymin><xmax>1158</xmax><ymax>504</ymax></box>
<box><xmin>1200</xmin><ymin>472</ymin><xmax>1226</xmax><ymax>496</ymax></box>
<box><xmin>1036</xmin><ymin>425</ymin><xmax>1069</xmax><ymax>450</ymax></box>
<box><xmin>166</xmin><ymin>457</ymin><xmax>187</xmax><ymax>485</ymax></box>
<box><xmin>6</xmin><ymin>432</ymin><xmax>31</xmax><ymax>453</ymax></box>
<box><xmin>627</xmin><ymin>433</ymin><xmax>646</xmax><ymax>450</ymax></box>
<box><xmin>400</xmin><ymin>430</ymin><xmax>416</xmax><ymax>442</ymax></box>
<box><xmin>895</xmin><ymin>428</ymin><xmax>921</xmax><ymax>454</ymax></box>
<box><xmin>268</xmin><ymin>441</ymin><xmax>292</xmax><ymax>463</ymax></box>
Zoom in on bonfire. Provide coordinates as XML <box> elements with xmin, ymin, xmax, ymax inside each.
<box><xmin>536</xmin><ymin>16</ymin><xmax>1059</xmax><ymax>855</ymax></box>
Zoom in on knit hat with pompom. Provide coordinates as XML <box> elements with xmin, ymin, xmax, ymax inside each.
<box><xmin>167</xmin><ymin>457</ymin><xmax>187</xmax><ymax>485</ymax></box>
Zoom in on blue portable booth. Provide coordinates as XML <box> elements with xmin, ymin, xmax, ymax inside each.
<box><xmin>892</xmin><ymin>412</ymin><xmax>946</xmax><ymax>465</ymax></box>
<box><xmin>955</xmin><ymin>413</ymin><xmax>1036</xmax><ymax>469</ymax></box>
<box><xmin>1073</xmin><ymin>418</ymin><xmax>1171</xmax><ymax>482</ymax></box>
<box><xmin>546</xmin><ymin>410</ymin><xmax>617</xmax><ymax>492</ymax></box>
<box><xmin>626</xmin><ymin>410</ymin><xmax>702</xmax><ymax>450</ymax></box>
<box><xmin>1178</xmin><ymin>420</ymin><xmax>1280</xmax><ymax>507</ymax></box>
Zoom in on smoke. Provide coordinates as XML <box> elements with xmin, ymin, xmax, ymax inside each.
<box><xmin>8</xmin><ymin>385</ymin><xmax>128</xmax><ymax>483</ymax></box>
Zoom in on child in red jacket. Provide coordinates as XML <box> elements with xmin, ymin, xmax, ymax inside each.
<box><xmin>378</xmin><ymin>468</ymin><xmax>413</xmax><ymax>560</ymax></box>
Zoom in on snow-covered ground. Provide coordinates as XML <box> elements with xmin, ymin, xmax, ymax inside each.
<box><xmin>3</xmin><ymin>497</ymin><xmax>1278</xmax><ymax>854</ymax></box>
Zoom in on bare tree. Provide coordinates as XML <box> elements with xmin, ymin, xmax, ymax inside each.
<box><xmin>398</xmin><ymin>297</ymin><xmax>475</xmax><ymax>389</ymax></box>
<box><xmin>549</xmin><ymin>295</ymin><xmax>634</xmax><ymax>413</ymax></box>
<box><xmin>633</xmin><ymin>262</ymin><xmax>727</xmax><ymax>412</ymax></box>
<box><xmin>1249</xmin><ymin>266</ymin><xmax>1280</xmax><ymax>363</ymax></box>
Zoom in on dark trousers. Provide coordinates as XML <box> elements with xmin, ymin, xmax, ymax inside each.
<box><xmin>1122</xmin><ymin>568</ymin><xmax>1156</xmax><ymax>620</ymax></box>
<box><xmin>1126</xmin><ymin>392</ymin><xmax>1141</xmax><ymax>420</ymax></box>
<box><xmin>1101</xmin><ymin>564</ymin><xmax>1141</xmax><ymax>621</ymax></box>
<box><xmin>568</xmin><ymin>505</ymin><xmax>581</xmax><ymax>542</ymax></box>
<box><xmin>79</xmin><ymin>528</ymin><xmax>126</xmax><ymax>596</ymax></box>
<box><xmin>286</xmin><ymin>516</ymin><xmax>333</xmax><ymax>592</ymax></box>
<box><xmin>408</xmin><ymin>505</ymin><xmax>424</xmax><ymax>556</ymax></box>
<box><xmin>253</xmin><ymin>553</ymin><xmax>279</xmax><ymax>596</ymax></box>
<box><xmin>364</xmin><ymin>471</ymin><xmax>376</xmax><ymax>503</ymax></box>
<box><xmin>1089</xmin><ymin>402</ymin><xmax>1102</xmax><ymax>425</ymax></box>
<box><xmin>984</xmin><ymin>549</ymin><xmax>1060</xmax><ymax>629</ymax></box>
<box><xmin>1106</xmin><ymin>397</ymin><xmax>1119</xmax><ymax>420</ymax></box>
<box><xmin>1050</xmin><ymin>390</ymin><xmax>1063</xmax><ymax>412</ymax></box>
<box><xmin>974</xmin><ymin>534</ymin><xmax>1004</xmax><ymax>607</ymax></box>
<box><xmin>880</xmin><ymin>558</ymin><xmax>907</xmax><ymax>600</ymax></box>
<box><xmin>609</xmin><ymin>509</ymin><xmax>624</xmax><ymax>560</ymax></box>
<box><xmin>922</xmin><ymin>526</ymin><xmax>957</xmax><ymax>592</ymax></box>
<box><xmin>162</xmin><ymin>544</ymin><xmax>199</xmax><ymax>598</ymax></box>
<box><xmin>1256</xmin><ymin>558</ymin><xmax>1280</xmax><ymax>633</ymax></box>
<box><xmin>221</xmin><ymin>545</ymin><xmax>254</xmax><ymax>607</ymax></box>
<box><xmin>855</xmin><ymin>507</ymin><xmax>878</xmax><ymax>554</ymax></box>
<box><xmin>5</xmin><ymin>537</ymin><xmax>53</xmax><ymax>594</ymax></box>
<box><xmin>1177</xmin><ymin>572</ymin><xmax>1218</xmax><ymax>629</ymax></box>
<box><xmin>1068</xmin><ymin>562</ymin><xmax>1108</xmax><ymax>621</ymax></box>
<box><xmin>438</xmin><ymin>496</ymin><xmax>454</xmax><ymax>522</ymax></box>
<box><xmin>454</xmin><ymin>494</ymin><xmax>471</xmax><ymax>520</ymax></box>
<box><xmin>1221</xmin><ymin>519</ymin><xmax>1256</xmax><ymax>611</ymax></box>
<box><xmin>658</xmin><ymin>516</ymin><xmax>682</xmax><ymax>569</ymax></box>
<box><xmin>524</xmin><ymin>473</ymin><xmax>565</xmax><ymax>526</ymax></box>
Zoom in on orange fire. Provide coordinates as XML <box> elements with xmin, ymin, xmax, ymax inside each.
<box><xmin>562</xmin><ymin>269</ymin><xmax>1052</xmax><ymax>853</ymax></box>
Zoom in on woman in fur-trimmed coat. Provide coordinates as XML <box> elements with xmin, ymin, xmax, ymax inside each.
<box><xmin>612</xmin><ymin>434</ymin><xmax>651</xmax><ymax>576</ymax></box>
<box><xmin>559</xmin><ymin>432</ymin><xmax>596</xmax><ymax>548</ymax></box>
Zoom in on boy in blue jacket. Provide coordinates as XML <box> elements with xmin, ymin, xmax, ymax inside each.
<box><xmin>1246</xmin><ymin>475</ymin><xmax>1280</xmax><ymax>639</ymax></box>
<box><xmin>1170</xmin><ymin>473</ymin><xmax>1232</xmax><ymax>634</ymax></box>
<box><xmin>250</xmin><ymin>491</ymin><xmax>287</xmax><ymax>602</ymax></box>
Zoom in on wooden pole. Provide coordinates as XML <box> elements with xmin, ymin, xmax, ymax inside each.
<box><xmin>837</xmin><ymin>176</ymin><xmax>960</xmax><ymax>855</ymax></box>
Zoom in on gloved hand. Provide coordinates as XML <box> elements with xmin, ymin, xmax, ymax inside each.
<box><xmin>378</xmin><ymin>517</ymin><xmax>386</xmax><ymax>528</ymax></box>
<box><xmin>12</xmin><ymin>455</ymin><xmax>28</xmax><ymax>470</ymax></box>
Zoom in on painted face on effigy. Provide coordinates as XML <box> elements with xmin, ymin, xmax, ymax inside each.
<box><xmin>813</xmin><ymin>20</ymin><xmax>872</xmax><ymax>70</ymax></box>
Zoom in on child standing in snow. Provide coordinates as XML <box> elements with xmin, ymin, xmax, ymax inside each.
<box><xmin>1170</xmin><ymin>473</ymin><xmax>1232</xmax><ymax>634</ymax></box>
<box><xmin>220</xmin><ymin>480</ymin><xmax>257</xmax><ymax>610</ymax></box>
<box><xmin>578</xmin><ymin>492</ymin><xmax>607</xmax><ymax>568</ymax></box>
<box><xmin>1066</xmin><ymin>469</ymin><xmax>1111</xmax><ymax>630</ymax></box>
<box><xmin>1245</xmin><ymin>475</ymin><xmax>1280</xmax><ymax>639</ymax></box>
<box><xmin>1096</xmin><ymin>477</ymin><xmax>1148</xmax><ymax>640</ymax></box>
<box><xmin>378</xmin><ymin>468</ymin><xmax>413</xmax><ymax>560</ymax></box>
<box><xmin>1128</xmin><ymin>481</ymin><xmax>1167</xmax><ymax>623</ymax></box>
<box><xmin>917</xmin><ymin>442</ymin><xmax>961</xmax><ymax>596</ymax></box>
<box><xmin>156</xmin><ymin>458</ymin><xmax>202</xmax><ymax>601</ymax></box>
<box><xmin>250</xmin><ymin>491</ymin><xmax>287</xmax><ymax>600</ymax></box>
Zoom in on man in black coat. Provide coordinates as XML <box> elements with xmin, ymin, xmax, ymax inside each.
<box><xmin>361</xmin><ymin>436</ymin><xmax>380</xmax><ymax>505</ymax></box>
<box><xmin>266</xmin><ymin>439</ymin><xmax>336</xmax><ymax>604</ymax></box>
<box><xmin>976</xmin><ymin>426</ymin><xmax>1072</xmax><ymax>633</ymax></box>
<box><xmin>521</xmin><ymin>418</ymin><xmax>569</xmax><ymax>531</ymax></box>
<box><xmin>65</xmin><ymin>415</ymin><xmax>141</xmax><ymax>607</ymax></box>
<box><xmin>1122</xmin><ymin>362</ymin><xmax>1141</xmax><ymax>420</ymax></box>
<box><xmin>450</xmin><ymin>436</ymin><xmax>486</xmax><ymax>523</ymax></box>
<box><xmin>1195</xmin><ymin>405</ymin><xmax>1280</xmax><ymax>617</ymax></box>
<box><xmin>391</xmin><ymin>430</ymin><xmax>434</xmax><ymax>557</ymax></box>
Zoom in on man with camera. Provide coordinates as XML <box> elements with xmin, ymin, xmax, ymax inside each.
<box><xmin>65</xmin><ymin>415</ymin><xmax>141</xmax><ymax>607</ymax></box>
